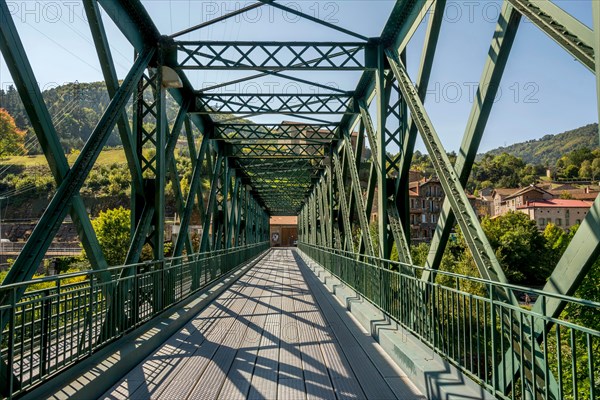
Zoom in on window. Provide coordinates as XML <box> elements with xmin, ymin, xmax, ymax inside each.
<box><xmin>539</xmin><ymin>218</ymin><xmax>545</xmax><ymax>226</ymax></box>
<box><xmin>576</xmin><ymin>219</ymin><xmax>581</xmax><ymax>225</ymax></box>
<box><xmin>431</xmin><ymin>214</ymin><xmax>436</xmax><ymax>223</ymax></box>
<box><xmin>421</xmin><ymin>214</ymin><xmax>426</xmax><ymax>223</ymax></box>
<box><xmin>556</xmin><ymin>218</ymin><xmax>562</xmax><ymax>226</ymax></box>
<box><xmin>422</xmin><ymin>200</ymin><xmax>426</xmax><ymax>208</ymax></box>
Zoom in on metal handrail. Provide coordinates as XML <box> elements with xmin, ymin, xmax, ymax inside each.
<box><xmin>0</xmin><ymin>242</ymin><xmax>269</xmax><ymax>398</ymax></box>
<box><xmin>299</xmin><ymin>242</ymin><xmax>600</xmax><ymax>400</ymax></box>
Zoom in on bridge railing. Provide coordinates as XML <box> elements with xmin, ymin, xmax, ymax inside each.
<box><xmin>299</xmin><ymin>243</ymin><xmax>600</xmax><ymax>400</ymax></box>
<box><xmin>0</xmin><ymin>241</ymin><xmax>269</xmax><ymax>398</ymax></box>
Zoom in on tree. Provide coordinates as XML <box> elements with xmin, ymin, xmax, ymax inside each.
<box><xmin>592</xmin><ymin>158</ymin><xmax>600</xmax><ymax>181</ymax></box>
<box><xmin>568</xmin><ymin>147</ymin><xmax>594</xmax><ymax>167</ymax></box>
<box><xmin>543</xmin><ymin>223</ymin><xmax>569</xmax><ymax>265</ymax></box>
<box><xmin>579</xmin><ymin>160</ymin><xmax>592</xmax><ymax>179</ymax></box>
<box><xmin>87</xmin><ymin>207</ymin><xmax>131</xmax><ymax>266</ymax></box>
<box><xmin>481</xmin><ymin>211</ymin><xmax>551</xmax><ymax>284</ymax></box>
<box><xmin>473</xmin><ymin>153</ymin><xmax>527</xmax><ymax>188</ymax></box>
<box><xmin>559</xmin><ymin>190</ymin><xmax>573</xmax><ymax>200</ymax></box>
<box><xmin>0</xmin><ymin>108</ymin><xmax>26</xmax><ymax>156</ymax></box>
<box><xmin>564</xmin><ymin>164</ymin><xmax>579</xmax><ymax>179</ymax></box>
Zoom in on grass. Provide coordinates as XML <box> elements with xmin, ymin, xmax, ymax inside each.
<box><xmin>0</xmin><ymin>148</ymin><xmax>129</xmax><ymax>168</ymax></box>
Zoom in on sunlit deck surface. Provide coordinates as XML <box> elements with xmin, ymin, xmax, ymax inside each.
<box><xmin>102</xmin><ymin>249</ymin><xmax>423</xmax><ymax>400</ymax></box>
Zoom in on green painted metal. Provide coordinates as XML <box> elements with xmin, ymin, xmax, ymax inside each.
<box><xmin>0</xmin><ymin>243</ymin><xmax>269</xmax><ymax>397</ymax></box>
<box><xmin>0</xmin><ymin>0</ymin><xmax>111</xmax><ymax>286</ymax></box>
<box><xmin>422</xmin><ymin>2</ymin><xmax>521</xmax><ymax>281</ymax></box>
<box><xmin>299</xmin><ymin>243</ymin><xmax>600</xmax><ymax>400</ymax></box>
<box><xmin>0</xmin><ymin>0</ymin><xmax>599</xmax><ymax>398</ymax></box>
<box><xmin>395</xmin><ymin>0</ymin><xmax>445</xmax><ymax>243</ymax></box>
<box><xmin>82</xmin><ymin>0</ymin><xmax>144</xmax><ymax>196</ymax></box>
<box><xmin>507</xmin><ymin>0</ymin><xmax>594</xmax><ymax>72</ymax></box>
<box><xmin>387</xmin><ymin>51</ymin><xmax>511</xmax><ymax>288</ymax></box>
<box><xmin>376</xmin><ymin>47</ymin><xmax>390</xmax><ymax>260</ymax></box>
<box><xmin>176</xmin><ymin>41</ymin><xmax>372</xmax><ymax>70</ymax></box>
<box><xmin>0</xmin><ymin>48</ymin><xmax>154</xmax><ymax>311</ymax></box>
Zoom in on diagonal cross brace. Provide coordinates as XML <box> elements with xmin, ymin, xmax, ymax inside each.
<box><xmin>0</xmin><ymin>0</ymin><xmax>112</xmax><ymax>286</ymax></box>
<box><xmin>0</xmin><ymin>48</ymin><xmax>154</xmax><ymax>319</ymax></box>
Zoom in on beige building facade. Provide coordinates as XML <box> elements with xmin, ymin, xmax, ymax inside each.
<box><xmin>517</xmin><ymin>199</ymin><xmax>592</xmax><ymax>230</ymax></box>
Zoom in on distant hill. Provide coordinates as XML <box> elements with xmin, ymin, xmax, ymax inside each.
<box><xmin>479</xmin><ymin>123</ymin><xmax>599</xmax><ymax>167</ymax></box>
<box><xmin>0</xmin><ymin>81</ymin><xmax>251</xmax><ymax>154</ymax></box>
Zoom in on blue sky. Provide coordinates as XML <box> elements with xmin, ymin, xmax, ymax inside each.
<box><xmin>0</xmin><ymin>0</ymin><xmax>597</xmax><ymax>154</ymax></box>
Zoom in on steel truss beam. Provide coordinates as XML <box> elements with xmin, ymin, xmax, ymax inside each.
<box><xmin>507</xmin><ymin>0</ymin><xmax>595</xmax><ymax>72</ymax></box>
<box><xmin>194</xmin><ymin>93</ymin><xmax>355</xmax><ymax>115</ymax></box>
<box><xmin>175</xmin><ymin>41</ymin><xmax>373</xmax><ymax>70</ymax></box>
<box><xmin>214</xmin><ymin>124</ymin><xmax>339</xmax><ymax>141</ymax></box>
<box><xmin>388</xmin><ymin>43</ymin><xmax>562</xmax><ymax>399</ymax></box>
<box><xmin>226</xmin><ymin>143</ymin><xmax>327</xmax><ymax>158</ymax></box>
<box><xmin>0</xmin><ymin>48</ymin><xmax>154</xmax><ymax>351</ymax></box>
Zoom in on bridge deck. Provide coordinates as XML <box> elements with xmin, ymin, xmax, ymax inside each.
<box><xmin>101</xmin><ymin>249</ymin><xmax>422</xmax><ymax>400</ymax></box>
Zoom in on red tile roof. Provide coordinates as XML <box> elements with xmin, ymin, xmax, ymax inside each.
<box><xmin>517</xmin><ymin>199</ymin><xmax>592</xmax><ymax>209</ymax></box>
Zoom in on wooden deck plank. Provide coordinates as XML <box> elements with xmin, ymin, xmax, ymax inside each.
<box><xmin>157</xmin><ymin>268</ymin><xmax>267</xmax><ymax>399</ymax></box>
<box><xmin>102</xmin><ymin>249</ymin><xmax>422</xmax><ymax>400</ymax></box>
<box><xmin>103</xmin><ymin>268</ymin><xmax>263</xmax><ymax>400</ymax></box>
<box><xmin>296</xmin><ymin>252</ymin><xmax>426</xmax><ymax>400</ymax></box>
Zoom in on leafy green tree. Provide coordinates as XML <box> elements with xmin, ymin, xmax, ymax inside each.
<box><xmin>579</xmin><ymin>159</ymin><xmax>592</xmax><ymax>179</ymax></box>
<box><xmin>543</xmin><ymin>223</ymin><xmax>569</xmax><ymax>265</ymax></box>
<box><xmin>568</xmin><ymin>147</ymin><xmax>594</xmax><ymax>167</ymax></box>
<box><xmin>410</xmin><ymin>243</ymin><xmax>429</xmax><ymax>266</ymax></box>
<box><xmin>481</xmin><ymin>211</ymin><xmax>551</xmax><ymax>284</ymax></box>
<box><xmin>564</xmin><ymin>164</ymin><xmax>579</xmax><ymax>179</ymax></box>
<box><xmin>592</xmin><ymin>158</ymin><xmax>600</xmax><ymax>180</ymax></box>
<box><xmin>87</xmin><ymin>207</ymin><xmax>131</xmax><ymax>266</ymax></box>
<box><xmin>473</xmin><ymin>153</ymin><xmax>527</xmax><ymax>188</ymax></box>
<box><xmin>559</xmin><ymin>190</ymin><xmax>573</xmax><ymax>199</ymax></box>
<box><xmin>0</xmin><ymin>108</ymin><xmax>26</xmax><ymax>156</ymax></box>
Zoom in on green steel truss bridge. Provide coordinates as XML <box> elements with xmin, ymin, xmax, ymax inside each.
<box><xmin>0</xmin><ymin>0</ymin><xmax>599</xmax><ymax>399</ymax></box>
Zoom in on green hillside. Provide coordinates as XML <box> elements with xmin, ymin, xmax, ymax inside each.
<box><xmin>480</xmin><ymin>123</ymin><xmax>599</xmax><ymax>167</ymax></box>
<box><xmin>0</xmin><ymin>81</ymin><xmax>250</xmax><ymax>154</ymax></box>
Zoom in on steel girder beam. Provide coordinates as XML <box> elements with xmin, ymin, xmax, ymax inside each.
<box><xmin>394</xmin><ymin>0</ymin><xmax>445</xmax><ymax>250</ymax></box>
<box><xmin>82</xmin><ymin>0</ymin><xmax>144</xmax><ymax>196</ymax></box>
<box><xmin>214</xmin><ymin>124</ymin><xmax>339</xmax><ymax>141</ymax></box>
<box><xmin>0</xmin><ymin>48</ymin><xmax>153</xmax><ymax>344</ymax></box>
<box><xmin>175</xmin><ymin>41</ymin><xmax>373</xmax><ymax>70</ymax></box>
<box><xmin>96</xmin><ymin>0</ymin><xmax>269</xmax><ymax>243</ymax></box>
<box><xmin>200</xmin><ymin>153</ymin><xmax>224</xmax><ymax>252</ymax></box>
<box><xmin>507</xmin><ymin>0</ymin><xmax>595</xmax><ymax>72</ymax></box>
<box><xmin>174</xmin><ymin>136</ymin><xmax>210</xmax><ymax>257</ymax></box>
<box><xmin>342</xmin><ymin>136</ymin><xmax>375</xmax><ymax>256</ymax></box>
<box><xmin>388</xmin><ymin>46</ymin><xmax>562</xmax><ymax>397</ymax></box>
<box><xmin>409</xmin><ymin>4</ymin><xmax>560</xmax><ymax>395</ymax></box>
<box><xmin>195</xmin><ymin>93</ymin><xmax>355</xmax><ymax>115</ymax></box>
<box><xmin>421</xmin><ymin>2</ymin><xmax>520</xmax><ymax>280</ymax></box>
<box><xmin>0</xmin><ymin>0</ymin><xmax>111</xmax><ymax>286</ymax></box>
<box><xmin>0</xmin><ymin>47</ymin><xmax>153</xmax><ymax>290</ymax></box>
<box><xmin>302</xmin><ymin>0</ymin><xmax>434</xmax><ymax>259</ymax></box>
<box><xmin>332</xmin><ymin>154</ymin><xmax>355</xmax><ymax>252</ymax></box>
<box><xmin>487</xmin><ymin>5</ymin><xmax>600</xmax><ymax>393</ymax></box>
<box><xmin>226</xmin><ymin>143</ymin><xmax>326</xmax><ymax>159</ymax></box>
<box><xmin>387</xmin><ymin>51</ymin><xmax>512</xmax><ymax>288</ymax></box>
